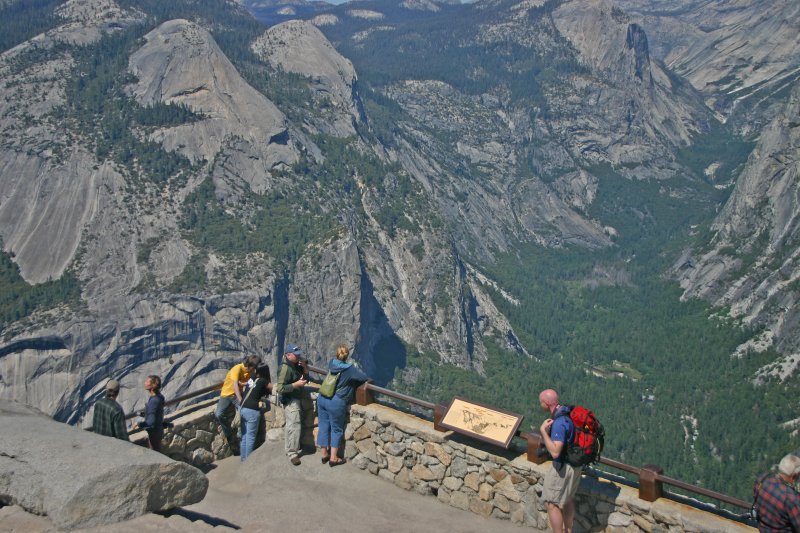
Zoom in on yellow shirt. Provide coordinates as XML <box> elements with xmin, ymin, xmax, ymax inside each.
<box><xmin>220</xmin><ymin>363</ymin><xmax>251</xmax><ymax>398</ymax></box>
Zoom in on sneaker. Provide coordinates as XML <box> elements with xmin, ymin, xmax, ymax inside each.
<box><xmin>290</xmin><ymin>456</ymin><xmax>301</xmax><ymax>466</ymax></box>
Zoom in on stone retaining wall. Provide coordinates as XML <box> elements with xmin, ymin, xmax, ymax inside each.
<box><xmin>136</xmin><ymin>396</ymin><xmax>754</xmax><ymax>532</ymax></box>
<box><xmin>343</xmin><ymin>404</ymin><xmax>753</xmax><ymax>533</ymax></box>
<box><xmin>129</xmin><ymin>395</ymin><xmax>314</xmax><ymax>466</ymax></box>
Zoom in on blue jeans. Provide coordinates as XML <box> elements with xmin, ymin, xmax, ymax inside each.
<box><xmin>316</xmin><ymin>395</ymin><xmax>347</xmax><ymax>449</ymax></box>
<box><xmin>215</xmin><ymin>395</ymin><xmax>240</xmax><ymax>440</ymax></box>
<box><xmin>239</xmin><ymin>407</ymin><xmax>261</xmax><ymax>461</ymax></box>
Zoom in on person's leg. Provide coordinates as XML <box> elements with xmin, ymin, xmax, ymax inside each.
<box><xmin>563</xmin><ymin>465</ymin><xmax>582</xmax><ymax>533</ymax></box>
<box><xmin>215</xmin><ymin>396</ymin><xmax>234</xmax><ymax>440</ymax></box>
<box><xmin>328</xmin><ymin>397</ymin><xmax>347</xmax><ymax>464</ymax></box>
<box><xmin>240</xmin><ymin>408</ymin><xmax>258</xmax><ymax>461</ymax></box>
<box><xmin>542</xmin><ymin>463</ymin><xmax>569</xmax><ymax>532</ymax></box>
<box><xmin>546</xmin><ymin>502</ymin><xmax>564</xmax><ymax>532</ymax></box>
<box><xmin>562</xmin><ymin>498</ymin><xmax>575</xmax><ymax>533</ymax></box>
<box><xmin>316</xmin><ymin>397</ymin><xmax>331</xmax><ymax>461</ymax></box>
<box><xmin>147</xmin><ymin>429</ymin><xmax>163</xmax><ymax>453</ymax></box>
<box><xmin>284</xmin><ymin>399</ymin><xmax>302</xmax><ymax>463</ymax></box>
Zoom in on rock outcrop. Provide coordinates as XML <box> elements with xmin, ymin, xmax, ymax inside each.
<box><xmin>127</xmin><ymin>19</ymin><xmax>298</xmax><ymax>190</ymax></box>
<box><xmin>616</xmin><ymin>0</ymin><xmax>800</xmax><ymax>123</ymax></box>
<box><xmin>675</xmin><ymin>81</ymin><xmax>800</xmax><ymax>363</ymax></box>
<box><xmin>252</xmin><ymin>19</ymin><xmax>361</xmax><ymax>137</ymax></box>
<box><xmin>0</xmin><ymin>400</ymin><xmax>208</xmax><ymax>530</ymax></box>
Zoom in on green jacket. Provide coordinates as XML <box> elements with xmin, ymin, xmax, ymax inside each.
<box><xmin>276</xmin><ymin>361</ymin><xmax>305</xmax><ymax>402</ymax></box>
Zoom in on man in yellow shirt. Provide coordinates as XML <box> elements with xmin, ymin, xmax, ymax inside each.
<box><xmin>215</xmin><ymin>355</ymin><xmax>261</xmax><ymax>447</ymax></box>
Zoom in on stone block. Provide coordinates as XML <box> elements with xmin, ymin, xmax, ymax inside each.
<box><xmin>509</xmin><ymin>502</ymin><xmax>524</xmax><ymax>524</ymax></box>
<box><xmin>494</xmin><ymin>476</ymin><xmax>522</xmax><ymax>502</ymax></box>
<box><xmin>651</xmin><ymin>502</ymin><xmax>682</xmax><ymax>526</ymax></box>
<box><xmin>479</xmin><ymin>482</ymin><xmax>494</xmax><ymax>501</ymax></box>
<box><xmin>469</xmin><ymin>497</ymin><xmax>494</xmax><ymax>517</ymax></box>
<box><xmin>424</xmin><ymin>442</ymin><xmax>452</xmax><ymax>466</ymax></box>
<box><xmin>191</xmin><ymin>448</ymin><xmax>214</xmax><ymax>465</ymax></box>
<box><xmin>415</xmin><ymin>483</ymin><xmax>433</xmax><ymax>497</ymax></box>
<box><xmin>352</xmin><ymin>454</ymin><xmax>370</xmax><ymax>470</ymax></box>
<box><xmin>411</xmin><ymin>464</ymin><xmax>437</xmax><ymax>481</ymax></box>
<box><xmin>449</xmin><ymin>456</ymin><xmax>469</xmax><ymax>478</ymax></box>
<box><xmin>367</xmin><ymin>462</ymin><xmax>379</xmax><ymax>475</ymax></box>
<box><xmin>355</xmin><ymin>439</ymin><xmax>378</xmax><ymax>463</ymax></box>
<box><xmin>491</xmin><ymin>508</ymin><xmax>510</xmax><ymax>520</ymax></box>
<box><xmin>465</xmin><ymin>447</ymin><xmax>488</xmax><ymax>461</ymax></box>
<box><xmin>429</xmin><ymin>463</ymin><xmax>447</xmax><ymax>479</ymax></box>
<box><xmin>489</xmin><ymin>468</ymin><xmax>508</xmax><ymax>482</ymax></box>
<box><xmin>386</xmin><ymin>454</ymin><xmax>404</xmax><ymax>474</ymax></box>
<box><xmin>493</xmin><ymin>493</ymin><xmax>511</xmax><ymax>513</ymax></box>
<box><xmin>395</xmin><ymin>467</ymin><xmax>413</xmax><ymax>490</ymax></box>
<box><xmin>378</xmin><ymin>469</ymin><xmax>396</xmax><ymax>483</ymax></box>
<box><xmin>384</xmin><ymin>442</ymin><xmax>406</xmax><ymax>456</ymax></box>
<box><xmin>633</xmin><ymin>514</ymin><xmax>654</xmax><ymax>532</ymax></box>
<box><xmin>464</xmin><ymin>472</ymin><xmax>481</xmax><ymax>491</ymax></box>
<box><xmin>608</xmin><ymin>511</ymin><xmax>633</xmax><ymax>527</ymax></box>
<box><xmin>438</xmin><ymin>487</ymin><xmax>451</xmax><ymax>504</ymax></box>
<box><xmin>442</xmin><ymin>476</ymin><xmax>463</xmax><ymax>491</ymax></box>
<box><xmin>410</xmin><ymin>441</ymin><xmax>425</xmax><ymax>454</ymax></box>
<box><xmin>193</xmin><ymin>429</ymin><xmax>214</xmax><ymax>445</ymax></box>
<box><xmin>450</xmin><ymin>491</ymin><xmax>470</xmax><ymax>511</ymax></box>
<box><xmin>345</xmin><ymin>444</ymin><xmax>359</xmax><ymax>460</ymax></box>
<box><xmin>352</xmin><ymin>424</ymin><xmax>371</xmax><ymax>442</ymax></box>
<box><xmin>627</xmin><ymin>498</ymin><xmax>652</xmax><ymax>515</ymax></box>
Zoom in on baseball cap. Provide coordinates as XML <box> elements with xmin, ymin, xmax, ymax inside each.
<box><xmin>285</xmin><ymin>343</ymin><xmax>304</xmax><ymax>356</ymax></box>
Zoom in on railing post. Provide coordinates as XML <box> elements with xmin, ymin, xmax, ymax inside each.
<box><xmin>639</xmin><ymin>464</ymin><xmax>664</xmax><ymax>502</ymax></box>
<box><xmin>520</xmin><ymin>431</ymin><xmax>548</xmax><ymax>464</ymax></box>
<box><xmin>433</xmin><ymin>403</ymin><xmax>448</xmax><ymax>432</ymax></box>
<box><xmin>355</xmin><ymin>382</ymin><xmax>374</xmax><ymax>406</ymax></box>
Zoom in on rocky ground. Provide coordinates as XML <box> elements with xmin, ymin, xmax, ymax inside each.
<box><xmin>0</xmin><ymin>438</ymin><xmax>535</xmax><ymax>532</ymax></box>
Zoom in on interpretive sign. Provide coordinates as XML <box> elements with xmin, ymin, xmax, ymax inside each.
<box><xmin>439</xmin><ymin>397</ymin><xmax>524</xmax><ymax>449</ymax></box>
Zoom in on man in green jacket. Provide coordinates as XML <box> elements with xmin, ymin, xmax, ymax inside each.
<box><xmin>276</xmin><ymin>343</ymin><xmax>309</xmax><ymax>465</ymax></box>
<box><xmin>92</xmin><ymin>379</ymin><xmax>129</xmax><ymax>441</ymax></box>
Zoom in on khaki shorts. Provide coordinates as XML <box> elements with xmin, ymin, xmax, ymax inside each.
<box><xmin>542</xmin><ymin>462</ymin><xmax>582</xmax><ymax>507</ymax></box>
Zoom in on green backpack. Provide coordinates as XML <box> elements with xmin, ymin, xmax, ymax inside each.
<box><xmin>319</xmin><ymin>371</ymin><xmax>339</xmax><ymax>399</ymax></box>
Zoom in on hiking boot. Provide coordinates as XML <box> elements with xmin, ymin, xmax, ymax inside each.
<box><xmin>290</xmin><ymin>456</ymin><xmax>301</xmax><ymax>466</ymax></box>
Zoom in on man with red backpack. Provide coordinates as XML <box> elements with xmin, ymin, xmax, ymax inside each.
<box><xmin>539</xmin><ymin>388</ymin><xmax>582</xmax><ymax>533</ymax></box>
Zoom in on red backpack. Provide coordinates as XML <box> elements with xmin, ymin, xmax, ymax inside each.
<box><xmin>556</xmin><ymin>405</ymin><xmax>605</xmax><ymax>467</ymax></box>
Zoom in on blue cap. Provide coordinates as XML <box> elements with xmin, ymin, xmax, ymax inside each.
<box><xmin>285</xmin><ymin>343</ymin><xmax>304</xmax><ymax>356</ymax></box>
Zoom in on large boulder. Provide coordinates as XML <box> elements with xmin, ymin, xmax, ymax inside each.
<box><xmin>0</xmin><ymin>400</ymin><xmax>208</xmax><ymax>530</ymax></box>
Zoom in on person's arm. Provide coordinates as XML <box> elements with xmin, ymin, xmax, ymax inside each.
<box><xmin>539</xmin><ymin>418</ymin><xmax>564</xmax><ymax>458</ymax></box>
<box><xmin>232</xmin><ymin>366</ymin><xmax>246</xmax><ymax>403</ymax></box>
<box><xmin>113</xmin><ymin>409</ymin><xmax>130</xmax><ymax>441</ymax></box>
<box><xmin>276</xmin><ymin>364</ymin><xmax>293</xmax><ymax>395</ymax></box>
<box><xmin>350</xmin><ymin>365</ymin><xmax>369</xmax><ymax>384</ymax></box>
<box><xmin>788</xmin><ymin>495</ymin><xmax>800</xmax><ymax>532</ymax></box>
<box><xmin>140</xmin><ymin>396</ymin><xmax>158</xmax><ymax>430</ymax></box>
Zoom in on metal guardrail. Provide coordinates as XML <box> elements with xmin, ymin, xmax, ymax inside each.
<box><xmin>91</xmin><ymin>362</ymin><xmax>750</xmax><ymax>512</ymax></box>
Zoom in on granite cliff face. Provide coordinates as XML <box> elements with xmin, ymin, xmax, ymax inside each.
<box><xmin>675</xmin><ymin>82</ymin><xmax>800</xmax><ymax>372</ymax></box>
<box><xmin>0</xmin><ymin>0</ymin><xmax>522</xmax><ymax>421</ymax></box>
<box><xmin>615</xmin><ymin>0</ymin><xmax>800</xmax><ymax>126</ymax></box>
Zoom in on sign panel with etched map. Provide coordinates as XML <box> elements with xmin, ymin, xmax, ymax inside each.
<box><xmin>439</xmin><ymin>397</ymin><xmax>524</xmax><ymax>449</ymax></box>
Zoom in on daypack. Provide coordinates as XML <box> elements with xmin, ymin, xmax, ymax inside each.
<box><xmin>556</xmin><ymin>405</ymin><xmax>604</xmax><ymax>467</ymax></box>
<box><xmin>318</xmin><ymin>371</ymin><xmax>340</xmax><ymax>399</ymax></box>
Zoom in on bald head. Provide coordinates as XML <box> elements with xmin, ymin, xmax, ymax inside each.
<box><xmin>539</xmin><ymin>389</ymin><xmax>559</xmax><ymax>414</ymax></box>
